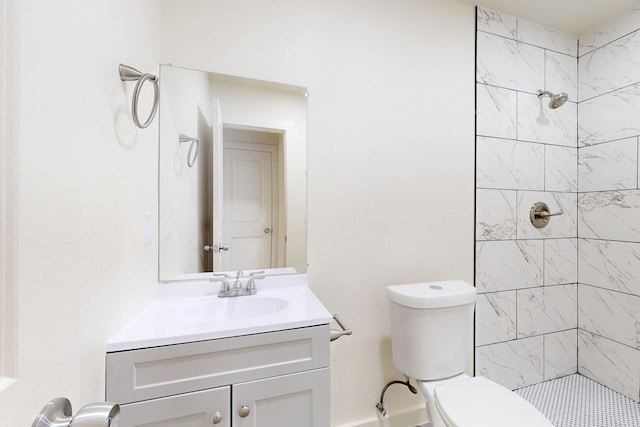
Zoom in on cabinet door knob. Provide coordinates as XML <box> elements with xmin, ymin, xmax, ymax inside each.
<box><xmin>211</xmin><ymin>411</ymin><xmax>223</xmax><ymax>424</ymax></box>
<box><xmin>238</xmin><ymin>405</ymin><xmax>250</xmax><ymax>418</ymax></box>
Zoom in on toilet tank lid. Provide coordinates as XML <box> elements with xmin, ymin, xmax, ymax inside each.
<box><xmin>386</xmin><ymin>280</ymin><xmax>476</xmax><ymax>309</ymax></box>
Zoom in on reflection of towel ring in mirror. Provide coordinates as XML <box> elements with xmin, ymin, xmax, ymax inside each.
<box><xmin>119</xmin><ymin>64</ymin><xmax>159</xmax><ymax>129</ymax></box>
<box><xmin>179</xmin><ymin>134</ymin><xmax>199</xmax><ymax>167</ymax></box>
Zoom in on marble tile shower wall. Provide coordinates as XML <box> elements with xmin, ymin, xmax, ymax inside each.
<box><xmin>577</xmin><ymin>8</ymin><xmax>640</xmax><ymax>402</ymax></box>
<box><xmin>476</xmin><ymin>6</ymin><xmax>640</xmax><ymax>402</ymax></box>
<box><xmin>475</xmin><ymin>8</ymin><xmax>579</xmax><ymax>391</ymax></box>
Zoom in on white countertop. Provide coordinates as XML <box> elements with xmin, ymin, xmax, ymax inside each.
<box><xmin>107</xmin><ymin>274</ymin><xmax>332</xmax><ymax>352</ymax></box>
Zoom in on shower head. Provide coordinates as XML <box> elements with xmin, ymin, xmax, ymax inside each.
<box><xmin>537</xmin><ymin>90</ymin><xmax>568</xmax><ymax>109</ymax></box>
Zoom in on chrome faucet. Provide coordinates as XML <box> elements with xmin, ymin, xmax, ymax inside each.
<box><xmin>246</xmin><ymin>271</ymin><xmax>266</xmax><ymax>293</ymax></box>
<box><xmin>233</xmin><ymin>270</ymin><xmax>244</xmax><ymax>289</ymax></box>
<box><xmin>210</xmin><ymin>273</ymin><xmax>231</xmax><ymax>294</ymax></box>
<box><xmin>211</xmin><ymin>270</ymin><xmax>265</xmax><ymax>298</ymax></box>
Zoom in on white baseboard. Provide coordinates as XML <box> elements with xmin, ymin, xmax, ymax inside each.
<box><xmin>335</xmin><ymin>407</ymin><xmax>429</xmax><ymax>427</ymax></box>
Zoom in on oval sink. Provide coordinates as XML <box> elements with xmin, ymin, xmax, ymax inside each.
<box><xmin>180</xmin><ymin>296</ymin><xmax>289</xmax><ymax>323</ymax></box>
<box><xmin>223</xmin><ymin>297</ymin><xmax>288</xmax><ymax>320</ymax></box>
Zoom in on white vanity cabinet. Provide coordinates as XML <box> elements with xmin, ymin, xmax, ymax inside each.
<box><xmin>232</xmin><ymin>368</ymin><xmax>329</xmax><ymax>426</ymax></box>
<box><xmin>111</xmin><ymin>386</ymin><xmax>231</xmax><ymax>426</ymax></box>
<box><xmin>106</xmin><ymin>325</ymin><xmax>330</xmax><ymax>427</ymax></box>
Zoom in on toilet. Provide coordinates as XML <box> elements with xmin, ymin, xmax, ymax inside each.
<box><xmin>386</xmin><ymin>280</ymin><xmax>554</xmax><ymax>427</ymax></box>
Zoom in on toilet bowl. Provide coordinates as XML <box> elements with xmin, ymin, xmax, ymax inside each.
<box><xmin>386</xmin><ymin>281</ymin><xmax>553</xmax><ymax>427</ymax></box>
<box><xmin>418</xmin><ymin>374</ymin><xmax>553</xmax><ymax>427</ymax></box>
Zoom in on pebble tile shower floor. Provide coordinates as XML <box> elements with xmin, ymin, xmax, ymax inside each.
<box><xmin>515</xmin><ymin>374</ymin><xmax>640</xmax><ymax>427</ymax></box>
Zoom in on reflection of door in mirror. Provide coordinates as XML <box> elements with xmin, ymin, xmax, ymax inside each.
<box><xmin>220</xmin><ymin>128</ymin><xmax>282</xmax><ymax>271</ymax></box>
<box><xmin>158</xmin><ymin>65</ymin><xmax>307</xmax><ymax>281</ymax></box>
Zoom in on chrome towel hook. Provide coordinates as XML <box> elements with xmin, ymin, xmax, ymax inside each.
<box><xmin>119</xmin><ymin>64</ymin><xmax>159</xmax><ymax>129</ymax></box>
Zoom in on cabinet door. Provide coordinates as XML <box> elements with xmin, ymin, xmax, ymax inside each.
<box><xmin>118</xmin><ymin>386</ymin><xmax>230</xmax><ymax>427</ymax></box>
<box><xmin>232</xmin><ymin>368</ymin><xmax>329</xmax><ymax>427</ymax></box>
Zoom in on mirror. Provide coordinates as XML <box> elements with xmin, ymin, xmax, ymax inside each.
<box><xmin>158</xmin><ymin>65</ymin><xmax>308</xmax><ymax>281</ymax></box>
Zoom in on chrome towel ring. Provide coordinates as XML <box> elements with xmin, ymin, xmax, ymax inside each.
<box><xmin>119</xmin><ymin>64</ymin><xmax>159</xmax><ymax>129</ymax></box>
<box><xmin>179</xmin><ymin>134</ymin><xmax>199</xmax><ymax>167</ymax></box>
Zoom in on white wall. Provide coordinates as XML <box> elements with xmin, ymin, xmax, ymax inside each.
<box><xmin>161</xmin><ymin>0</ymin><xmax>476</xmax><ymax>424</ymax></box>
<box><xmin>0</xmin><ymin>0</ymin><xmax>475</xmax><ymax>425</ymax></box>
<box><xmin>0</xmin><ymin>0</ymin><xmax>161</xmax><ymax>424</ymax></box>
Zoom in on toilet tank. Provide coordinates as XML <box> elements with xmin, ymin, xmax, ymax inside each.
<box><xmin>386</xmin><ymin>281</ymin><xmax>476</xmax><ymax>381</ymax></box>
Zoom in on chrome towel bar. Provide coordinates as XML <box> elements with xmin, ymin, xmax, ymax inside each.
<box><xmin>330</xmin><ymin>313</ymin><xmax>352</xmax><ymax>342</ymax></box>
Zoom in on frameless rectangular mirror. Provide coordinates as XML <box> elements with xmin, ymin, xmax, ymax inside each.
<box><xmin>158</xmin><ymin>65</ymin><xmax>307</xmax><ymax>281</ymax></box>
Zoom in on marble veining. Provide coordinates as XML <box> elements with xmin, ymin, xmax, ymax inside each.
<box><xmin>545</xmin><ymin>50</ymin><xmax>578</xmax><ymax>102</ymax></box>
<box><xmin>517</xmin><ymin>284</ymin><xmax>577</xmax><ymax>338</ymax></box>
<box><xmin>516</xmin><ymin>191</ymin><xmax>578</xmax><ymax>239</ymax></box>
<box><xmin>579</xmin><ymin>83</ymin><xmax>640</xmax><ymax>146</ymax></box>
<box><xmin>476</xmin><ymin>291</ymin><xmax>517</xmax><ymax>346</ymax></box>
<box><xmin>546</xmin><ymin>145</ymin><xmax>578</xmax><ymax>192</ymax></box>
<box><xmin>476</xmin><ymin>240</ymin><xmax>543</xmax><ymax>292</ymax></box>
<box><xmin>476</xmin><ymin>6</ymin><xmax>577</xmax><ymax>56</ymax></box>
<box><xmin>578</xmin><ymin>330</ymin><xmax>640</xmax><ymax>401</ymax></box>
<box><xmin>476</xmin><ymin>84</ymin><xmax>517</xmax><ymax>139</ymax></box>
<box><xmin>578</xmin><ymin>284</ymin><xmax>640</xmax><ymax>349</ymax></box>
<box><xmin>578</xmin><ymin>138</ymin><xmax>638</xmax><ymax>192</ymax></box>
<box><xmin>477</xmin><ymin>7</ymin><xmax>517</xmax><ymax>40</ymax></box>
<box><xmin>579</xmin><ymin>29</ymin><xmax>640</xmax><ymax>101</ymax></box>
<box><xmin>475</xmin><ymin>336</ymin><xmax>544</xmax><ymax>390</ymax></box>
<box><xmin>476</xmin><ymin>189</ymin><xmax>517</xmax><ymax>240</ymax></box>
<box><xmin>477</xmin><ymin>32</ymin><xmax>544</xmax><ymax>93</ymax></box>
<box><xmin>476</xmin><ymin>136</ymin><xmax>544</xmax><ymax>190</ymax></box>
<box><xmin>517</xmin><ymin>18</ymin><xmax>577</xmax><ymax>56</ymax></box>
<box><xmin>518</xmin><ymin>92</ymin><xmax>577</xmax><ymax>147</ymax></box>
<box><xmin>545</xmin><ymin>238</ymin><xmax>578</xmax><ymax>285</ymax></box>
<box><xmin>579</xmin><ymin>190</ymin><xmax>640</xmax><ymax>241</ymax></box>
<box><xmin>544</xmin><ymin>329</ymin><xmax>578</xmax><ymax>381</ymax></box>
<box><xmin>580</xmin><ymin>7</ymin><xmax>640</xmax><ymax>56</ymax></box>
<box><xmin>579</xmin><ymin>239</ymin><xmax>640</xmax><ymax>296</ymax></box>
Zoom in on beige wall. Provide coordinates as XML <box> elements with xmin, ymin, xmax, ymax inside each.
<box><xmin>161</xmin><ymin>0</ymin><xmax>476</xmax><ymax>424</ymax></box>
<box><xmin>0</xmin><ymin>0</ymin><xmax>475</xmax><ymax>425</ymax></box>
<box><xmin>0</xmin><ymin>0</ymin><xmax>161</xmax><ymax>424</ymax></box>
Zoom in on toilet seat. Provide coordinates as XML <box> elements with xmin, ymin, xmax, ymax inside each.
<box><xmin>434</xmin><ymin>376</ymin><xmax>554</xmax><ymax>427</ymax></box>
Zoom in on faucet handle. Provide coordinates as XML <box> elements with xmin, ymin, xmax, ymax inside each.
<box><xmin>246</xmin><ymin>271</ymin><xmax>266</xmax><ymax>293</ymax></box>
<box><xmin>212</xmin><ymin>272</ymin><xmax>230</xmax><ymax>278</ymax></box>
<box><xmin>210</xmin><ymin>273</ymin><xmax>231</xmax><ymax>292</ymax></box>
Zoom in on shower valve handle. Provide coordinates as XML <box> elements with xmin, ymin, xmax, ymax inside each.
<box><xmin>530</xmin><ymin>202</ymin><xmax>563</xmax><ymax>228</ymax></box>
<box><xmin>535</xmin><ymin>210</ymin><xmax>563</xmax><ymax>218</ymax></box>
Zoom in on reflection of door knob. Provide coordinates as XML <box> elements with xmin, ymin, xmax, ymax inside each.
<box><xmin>238</xmin><ymin>405</ymin><xmax>250</xmax><ymax>418</ymax></box>
<box><xmin>264</xmin><ymin>228</ymin><xmax>271</xmax><ymax>234</ymax></box>
<box><xmin>204</xmin><ymin>244</ymin><xmax>229</xmax><ymax>252</ymax></box>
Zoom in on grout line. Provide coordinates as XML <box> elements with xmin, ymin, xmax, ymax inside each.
<box><xmin>516</xmin><ymin>373</ymin><xmax>640</xmax><ymax>426</ymax></box>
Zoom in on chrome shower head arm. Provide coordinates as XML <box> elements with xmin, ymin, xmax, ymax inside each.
<box><xmin>537</xmin><ymin>89</ymin><xmax>553</xmax><ymax>99</ymax></box>
<box><xmin>536</xmin><ymin>89</ymin><xmax>568</xmax><ymax>109</ymax></box>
